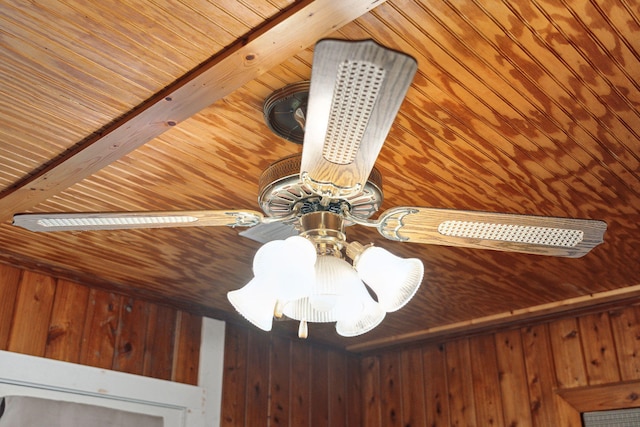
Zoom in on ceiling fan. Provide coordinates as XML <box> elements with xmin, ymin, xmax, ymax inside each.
<box><xmin>13</xmin><ymin>39</ymin><xmax>607</xmax><ymax>338</ymax></box>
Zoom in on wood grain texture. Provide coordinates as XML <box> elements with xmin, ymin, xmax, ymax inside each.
<box><xmin>469</xmin><ymin>335</ymin><xmax>504</xmax><ymax>426</ymax></box>
<box><xmin>223</xmin><ymin>304</ymin><xmax>640</xmax><ymax>427</ymax></box>
<box><xmin>220</xmin><ymin>322</ymin><xmax>362</xmax><ymax>427</ymax></box>
<box><xmin>45</xmin><ymin>279</ymin><xmax>90</xmax><ymax>363</ymax></box>
<box><xmin>172</xmin><ymin>310</ymin><xmax>202</xmax><ymax>385</ymax></box>
<box><xmin>7</xmin><ymin>271</ymin><xmax>56</xmax><ymax>356</ymax></box>
<box><xmin>0</xmin><ymin>0</ymin><xmax>638</xmax><ymax>353</ymax></box>
<box><xmin>422</xmin><ymin>344</ymin><xmax>450</xmax><ymax>425</ymax></box>
<box><xmin>609</xmin><ymin>305</ymin><xmax>640</xmax><ymax>381</ymax></box>
<box><xmin>578</xmin><ymin>311</ymin><xmax>621</xmax><ymax>385</ymax></box>
<box><xmin>353</xmin><ymin>303</ymin><xmax>640</xmax><ymax>426</ymax></box>
<box><xmin>0</xmin><ymin>264</ymin><xmax>21</xmax><ymax>349</ymax></box>
<box><xmin>0</xmin><ymin>0</ymin><xmax>386</xmax><ymax>221</ymax></box>
<box><xmin>494</xmin><ymin>329</ymin><xmax>533</xmax><ymax>427</ymax></box>
<box><xmin>300</xmin><ymin>39</ymin><xmax>417</xmax><ymax>197</ymax></box>
<box><xmin>0</xmin><ymin>263</ymin><xmax>200</xmax><ymax>383</ymax></box>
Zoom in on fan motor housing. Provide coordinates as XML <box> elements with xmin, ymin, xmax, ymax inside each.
<box><xmin>258</xmin><ymin>154</ymin><xmax>383</xmax><ymax>222</ymax></box>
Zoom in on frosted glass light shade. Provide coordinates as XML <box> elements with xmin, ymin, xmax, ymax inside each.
<box><xmin>250</xmin><ymin>236</ymin><xmax>316</xmax><ymax>302</ymax></box>
<box><xmin>281</xmin><ymin>297</ymin><xmax>342</xmax><ymax>323</ymax></box>
<box><xmin>252</xmin><ymin>239</ymin><xmax>286</xmax><ymax>276</ymax></box>
<box><xmin>309</xmin><ymin>255</ymin><xmax>360</xmax><ymax>312</ymax></box>
<box><xmin>283</xmin><ymin>255</ymin><xmax>367</xmax><ymax>323</ymax></box>
<box><xmin>335</xmin><ymin>285</ymin><xmax>386</xmax><ymax>337</ymax></box>
<box><xmin>277</xmin><ymin>236</ymin><xmax>317</xmax><ymax>300</ymax></box>
<box><xmin>354</xmin><ymin>246</ymin><xmax>424</xmax><ymax>312</ymax></box>
<box><xmin>227</xmin><ymin>277</ymin><xmax>278</xmax><ymax>331</ymax></box>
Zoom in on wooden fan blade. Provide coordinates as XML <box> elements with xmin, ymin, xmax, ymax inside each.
<box><xmin>13</xmin><ymin>209</ymin><xmax>264</xmax><ymax>232</ymax></box>
<box><xmin>375</xmin><ymin>207</ymin><xmax>607</xmax><ymax>258</ymax></box>
<box><xmin>300</xmin><ymin>39</ymin><xmax>417</xmax><ymax>198</ymax></box>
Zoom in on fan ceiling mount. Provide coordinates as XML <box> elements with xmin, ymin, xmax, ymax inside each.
<box><xmin>12</xmin><ymin>39</ymin><xmax>607</xmax><ymax>338</ymax></box>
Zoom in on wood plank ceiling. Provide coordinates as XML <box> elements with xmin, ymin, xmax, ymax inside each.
<box><xmin>0</xmin><ymin>0</ymin><xmax>638</xmax><ymax>351</ymax></box>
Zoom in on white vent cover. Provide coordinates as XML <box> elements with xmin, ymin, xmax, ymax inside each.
<box><xmin>438</xmin><ymin>220</ymin><xmax>584</xmax><ymax>247</ymax></box>
<box><xmin>37</xmin><ymin>216</ymin><xmax>198</xmax><ymax>227</ymax></box>
<box><xmin>322</xmin><ymin>60</ymin><xmax>385</xmax><ymax>165</ymax></box>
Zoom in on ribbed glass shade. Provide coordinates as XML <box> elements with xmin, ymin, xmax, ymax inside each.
<box><xmin>309</xmin><ymin>255</ymin><xmax>360</xmax><ymax>312</ymax></box>
<box><xmin>227</xmin><ymin>277</ymin><xmax>278</xmax><ymax>331</ymax></box>
<box><xmin>354</xmin><ymin>246</ymin><xmax>424</xmax><ymax>312</ymax></box>
<box><xmin>335</xmin><ymin>284</ymin><xmax>386</xmax><ymax>337</ymax></box>
<box><xmin>283</xmin><ymin>255</ymin><xmax>364</xmax><ymax>322</ymax></box>
<box><xmin>281</xmin><ymin>297</ymin><xmax>342</xmax><ymax>323</ymax></box>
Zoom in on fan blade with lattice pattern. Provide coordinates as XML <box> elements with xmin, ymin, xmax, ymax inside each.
<box><xmin>300</xmin><ymin>39</ymin><xmax>417</xmax><ymax>198</ymax></box>
<box><xmin>374</xmin><ymin>207</ymin><xmax>606</xmax><ymax>258</ymax></box>
<box><xmin>13</xmin><ymin>210</ymin><xmax>264</xmax><ymax>232</ymax></box>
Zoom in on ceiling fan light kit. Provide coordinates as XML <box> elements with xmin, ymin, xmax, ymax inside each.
<box><xmin>12</xmin><ymin>39</ymin><xmax>607</xmax><ymax>339</ymax></box>
<box><xmin>229</xmin><ymin>213</ymin><xmax>424</xmax><ymax>338</ymax></box>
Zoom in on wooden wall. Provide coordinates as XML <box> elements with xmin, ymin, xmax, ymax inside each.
<box><xmin>220</xmin><ymin>303</ymin><xmax>640</xmax><ymax>426</ymax></box>
<box><xmin>359</xmin><ymin>303</ymin><xmax>640</xmax><ymax>426</ymax></box>
<box><xmin>0</xmin><ymin>263</ymin><xmax>201</xmax><ymax>385</ymax></box>
<box><xmin>221</xmin><ymin>322</ymin><xmax>363</xmax><ymax>427</ymax></box>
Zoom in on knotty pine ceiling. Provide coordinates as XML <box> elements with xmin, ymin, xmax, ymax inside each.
<box><xmin>0</xmin><ymin>0</ymin><xmax>638</xmax><ymax>351</ymax></box>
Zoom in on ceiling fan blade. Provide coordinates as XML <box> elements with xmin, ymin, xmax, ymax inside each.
<box><xmin>375</xmin><ymin>207</ymin><xmax>607</xmax><ymax>258</ymax></box>
<box><xmin>300</xmin><ymin>39</ymin><xmax>417</xmax><ymax>198</ymax></box>
<box><xmin>13</xmin><ymin>209</ymin><xmax>264</xmax><ymax>232</ymax></box>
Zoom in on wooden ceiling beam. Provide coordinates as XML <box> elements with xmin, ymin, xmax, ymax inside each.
<box><xmin>0</xmin><ymin>0</ymin><xmax>387</xmax><ymax>222</ymax></box>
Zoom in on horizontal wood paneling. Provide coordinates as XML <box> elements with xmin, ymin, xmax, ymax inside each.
<box><xmin>359</xmin><ymin>302</ymin><xmax>640</xmax><ymax>426</ymax></box>
<box><xmin>0</xmin><ymin>263</ymin><xmax>201</xmax><ymax>385</ymax></box>
<box><xmin>221</xmin><ymin>322</ymin><xmax>362</xmax><ymax>427</ymax></box>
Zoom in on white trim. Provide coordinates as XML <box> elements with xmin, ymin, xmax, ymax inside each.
<box><xmin>0</xmin><ymin>350</ymin><xmax>206</xmax><ymax>426</ymax></box>
<box><xmin>198</xmin><ymin>317</ymin><xmax>226</xmax><ymax>427</ymax></box>
<box><xmin>0</xmin><ymin>317</ymin><xmax>227</xmax><ymax>426</ymax></box>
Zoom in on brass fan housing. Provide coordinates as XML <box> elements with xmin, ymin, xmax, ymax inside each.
<box><xmin>258</xmin><ymin>154</ymin><xmax>384</xmax><ymax>221</ymax></box>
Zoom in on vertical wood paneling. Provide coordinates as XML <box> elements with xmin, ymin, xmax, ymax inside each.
<box><xmin>311</xmin><ymin>348</ymin><xmax>330</xmax><ymax>427</ymax></box>
<box><xmin>45</xmin><ymin>279</ymin><xmax>90</xmax><ymax>363</ymax></box>
<box><xmin>220</xmin><ymin>323</ymin><xmax>359</xmax><ymax>427</ymax></box>
<box><xmin>172</xmin><ymin>310</ymin><xmax>202</xmax><ymax>385</ymax></box>
<box><xmin>379</xmin><ymin>352</ymin><xmax>402</xmax><ymax>426</ymax></box>
<box><xmin>521</xmin><ymin>325</ymin><xmax>559</xmax><ymax>426</ymax></box>
<box><xmin>361</xmin><ymin>355</ymin><xmax>382</xmax><ymax>427</ymax></box>
<box><xmin>328</xmin><ymin>351</ymin><xmax>347</xmax><ymax>427</ymax></box>
<box><xmin>399</xmin><ymin>347</ymin><xmax>426</xmax><ymax>426</ymax></box>
<box><xmin>548</xmin><ymin>317</ymin><xmax>587</xmax><ymax>389</ymax></box>
<box><xmin>216</xmin><ymin>306</ymin><xmax>640</xmax><ymax>427</ymax></box>
<box><xmin>143</xmin><ymin>304</ymin><xmax>178</xmax><ymax>380</ymax></box>
<box><xmin>79</xmin><ymin>289</ymin><xmax>122</xmax><ymax>369</ymax></box>
<box><xmin>609</xmin><ymin>305</ymin><xmax>640</xmax><ymax>381</ymax></box>
<box><xmin>445</xmin><ymin>339</ymin><xmax>476</xmax><ymax>426</ymax></box>
<box><xmin>469</xmin><ymin>335</ymin><xmax>504</xmax><ymax>426</ymax></box>
<box><xmin>245</xmin><ymin>331</ymin><xmax>271</xmax><ymax>425</ymax></box>
<box><xmin>346</xmin><ymin>352</ymin><xmax>363</xmax><ymax>427</ymax></box>
<box><xmin>579</xmin><ymin>312</ymin><xmax>621</xmax><ymax>385</ymax></box>
<box><xmin>0</xmin><ymin>263</ymin><xmax>201</xmax><ymax>385</ymax></box>
<box><xmin>113</xmin><ymin>297</ymin><xmax>151</xmax><ymax>374</ymax></box>
<box><xmin>290</xmin><ymin>339</ymin><xmax>311</xmax><ymax>426</ymax></box>
<box><xmin>354</xmin><ymin>305</ymin><xmax>640</xmax><ymax>427</ymax></box>
<box><xmin>422</xmin><ymin>344</ymin><xmax>450</xmax><ymax>425</ymax></box>
<box><xmin>269</xmin><ymin>335</ymin><xmax>292</xmax><ymax>427</ymax></box>
<box><xmin>494</xmin><ymin>329</ymin><xmax>533</xmax><ymax>427</ymax></box>
<box><xmin>7</xmin><ymin>270</ymin><xmax>56</xmax><ymax>356</ymax></box>
<box><xmin>221</xmin><ymin>324</ymin><xmax>248</xmax><ymax>427</ymax></box>
<box><xmin>0</xmin><ymin>264</ymin><xmax>21</xmax><ymax>349</ymax></box>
